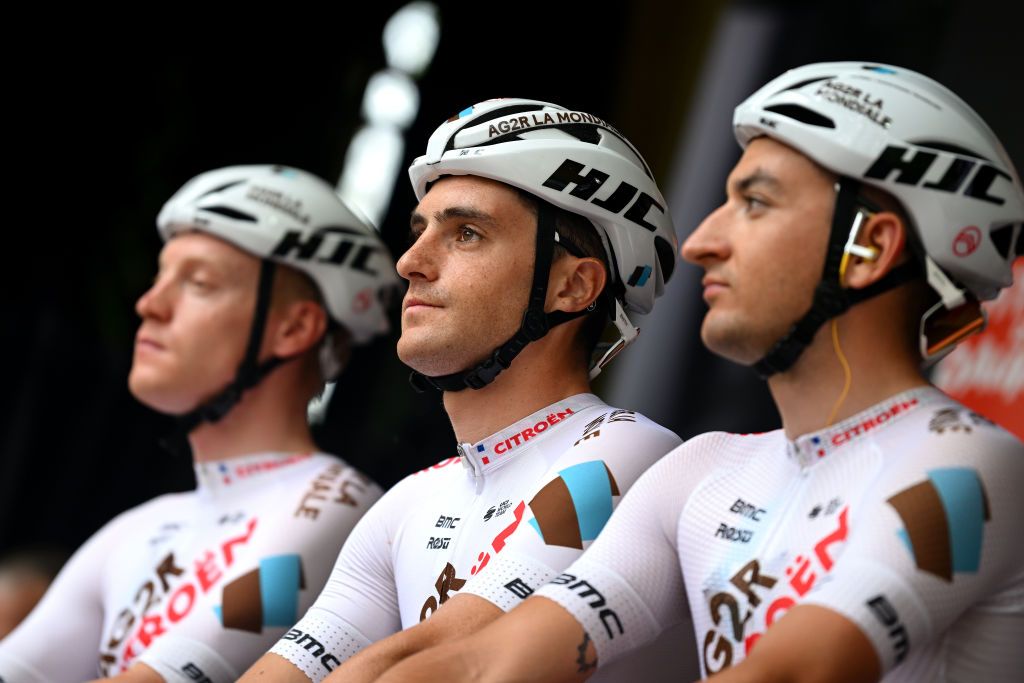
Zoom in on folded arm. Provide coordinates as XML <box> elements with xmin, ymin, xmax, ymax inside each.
<box><xmin>325</xmin><ymin>594</ymin><xmax>502</xmax><ymax>683</ymax></box>
<box><xmin>375</xmin><ymin>596</ymin><xmax>596</xmax><ymax>683</ymax></box>
<box><xmin>707</xmin><ymin>605</ymin><xmax>879</xmax><ymax>683</ymax></box>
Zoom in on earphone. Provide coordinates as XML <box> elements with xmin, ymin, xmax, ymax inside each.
<box><xmin>846</xmin><ymin>243</ymin><xmax>879</xmax><ymax>261</ymax></box>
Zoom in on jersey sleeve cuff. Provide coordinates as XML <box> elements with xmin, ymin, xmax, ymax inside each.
<box><xmin>460</xmin><ymin>550</ymin><xmax>559</xmax><ymax>613</ymax></box>
<box><xmin>534</xmin><ymin>561</ymin><xmax>662</xmax><ymax>668</ymax></box>
<box><xmin>267</xmin><ymin>612</ymin><xmax>371</xmax><ymax>683</ymax></box>
<box><xmin>134</xmin><ymin>634</ymin><xmax>239</xmax><ymax>683</ymax></box>
<box><xmin>804</xmin><ymin>557</ymin><xmax>933</xmax><ymax>674</ymax></box>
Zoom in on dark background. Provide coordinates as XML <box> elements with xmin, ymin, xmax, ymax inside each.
<box><xmin>3</xmin><ymin>0</ymin><xmax>1021</xmax><ymax>559</ymax></box>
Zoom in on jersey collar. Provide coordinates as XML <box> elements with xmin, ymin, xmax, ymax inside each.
<box><xmin>194</xmin><ymin>451</ymin><xmax>314</xmax><ymax>494</ymax></box>
<box><xmin>456</xmin><ymin>393</ymin><xmax>605</xmax><ymax>477</ymax></box>
<box><xmin>789</xmin><ymin>386</ymin><xmax>944</xmax><ymax>468</ymax></box>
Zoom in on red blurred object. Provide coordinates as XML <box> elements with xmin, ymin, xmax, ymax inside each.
<box><xmin>934</xmin><ymin>259</ymin><xmax>1024</xmax><ymax>439</ymax></box>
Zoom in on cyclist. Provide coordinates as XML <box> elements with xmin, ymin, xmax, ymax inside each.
<box><xmin>0</xmin><ymin>165</ymin><xmax>399</xmax><ymax>682</ymax></box>
<box><xmin>364</xmin><ymin>64</ymin><xmax>1024</xmax><ymax>683</ymax></box>
<box><xmin>239</xmin><ymin>99</ymin><xmax>684</xmax><ymax>683</ymax></box>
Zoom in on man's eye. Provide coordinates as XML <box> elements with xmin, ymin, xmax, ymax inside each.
<box><xmin>456</xmin><ymin>226</ymin><xmax>480</xmax><ymax>242</ymax></box>
<box><xmin>744</xmin><ymin>195</ymin><xmax>767</xmax><ymax>211</ymax></box>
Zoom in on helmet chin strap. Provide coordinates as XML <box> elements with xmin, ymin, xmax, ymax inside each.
<box><xmin>409</xmin><ymin>202</ymin><xmax>595</xmax><ymax>393</ymax></box>
<box><xmin>175</xmin><ymin>259</ymin><xmax>288</xmax><ymax>434</ymax></box>
<box><xmin>753</xmin><ymin>177</ymin><xmax>920</xmax><ymax>378</ymax></box>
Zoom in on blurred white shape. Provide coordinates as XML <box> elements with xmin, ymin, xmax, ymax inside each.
<box><xmin>363</xmin><ymin>70</ymin><xmax>420</xmax><ymax>128</ymax></box>
<box><xmin>384</xmin><ymin>2</ymin><xmax>440</xmax><ymax>75</ymax></box>
<box><xmin>308</xmin><ymin>381</ymin><xmax>336</xmax><ymax>424</ymax></box>
<box><xmin>314</xmin><ymin>3</ymin><xmax>439</xmax><ymax>428</ymax></box>
<box><xmin>337</xmin><ymin>125</ymin><xmax>405</xmax><ymax>227</ymax></box>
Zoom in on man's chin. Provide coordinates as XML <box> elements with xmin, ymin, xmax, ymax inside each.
<box><xmin>396</xmin><ymin>341</ymin><xmax>490</xmax><ymax>378</ymax></box>
<box><xmin>700</xmin><ymin>324</ymin><xmax>765</xmax><ymax>367</ymax></box>
<box><xmin>128</xmin><ymin>378</ymin><xmax>201</xmax><ymax>416</ymax></box>
<box><xmin>396</xmin><ymin>356</ymin><xmax>464</xmax><ymax>378</ymax></box>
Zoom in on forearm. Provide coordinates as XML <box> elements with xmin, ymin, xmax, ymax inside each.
<box><xmin>324</xmin><ymin>629</ymin><xmax>424</xmax><ymax>683</ymax></box>
<box><xmin>329</xmin><ymin>594</ymin><xmax>503</xmax><ymax>683</ymax></box>
<box><xmin>708</xmin><ymin>606</ymin><xmax>880</xmax><ymax>683</ymax></box>
<box><xmin>376</xmin><ymin>597</ymin><xmax>594</xmax><ymax>683</ymax></box>
<box><xmin>88</xmin><ymin>662</ymin><xmax>163</xmax><ymax>683</ymax></box>
<box><xmin>238</xmin><ymin>653</ymin><xmax>312</xmax><ymax>682</ymax></box>
<box><xmin>375</xmin><ymin>642</ymin><xmax>486</xmax><ymax>683</ymax></box>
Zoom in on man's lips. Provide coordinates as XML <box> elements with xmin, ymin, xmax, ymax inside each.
<box><xmin>403</xmin><ymin>296</ymin><xmax>442</xmax><ymax>312</ymax></box>
<box><xmin>701</xmin><ymin>276</ymin><xmax>729</xmax><ymax>302</ymax></box>
<box><xmin>134</xmin><ymin>335</ymin><xmax>166</xmax><ymax>353</ymax></box>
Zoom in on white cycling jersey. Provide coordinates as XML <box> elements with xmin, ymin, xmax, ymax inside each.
<box><xmin>535</xmin><ymin>386</ymin><xmax>1024</xmax><ymax>681</ymax></box>
<box><xmin>268</xmin><ymin>393</ymin><xmax>684</xmax><ymax>682</ymax></box>
<box><xmin>0</xmin><ymin>452</ymin><xmax>381</xmax><ymax>683</ymax></box>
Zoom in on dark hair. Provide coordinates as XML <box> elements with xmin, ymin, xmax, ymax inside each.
<box><xmin>512</xmin><ymin>188</ymin><xmax>611</xmax><ymax>366</ymax></box>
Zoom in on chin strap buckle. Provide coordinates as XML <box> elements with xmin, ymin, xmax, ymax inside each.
<box><xmin>589</xmin><ymin>299</ymin><xmax>639</xmax><ymax>380</ymax></box>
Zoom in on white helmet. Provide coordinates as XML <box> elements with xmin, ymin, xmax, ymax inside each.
<box><xmin>735</xmin><ymin>62</ymin><xmax>1023</xmax><ymax>301</ymax></box>
<box><xmin>155</xmin><ymin>165</ymin><xmax>399</xmax><ymax>431</ymax></box>
<box><xmin>410</xmin><ymin>98</ymin><xmax>678</xmax><ymax>315</ymax></box>
<box><xmin>158</xmin><ymin>164</ymin><xmax>399</xmax><ymax>345</ymax></box>
<box><xmin>405</xmin><ymin>99</ymin><xmax>677</xmax><ymax>391</ymax></box>
<box><xmin>732</xmin><ymin>63</ymin><xmax>1023</xmax><ymax>372</ymax></box>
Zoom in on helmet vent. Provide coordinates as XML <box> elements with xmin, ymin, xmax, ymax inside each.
<box><xmin>554</xmin><ymin>124</ymin><xmax>602</xmax><ymax>145</ymax></box>
<box><xmin>763</xmin><ymin>104</ymin><xmax>835</xmax><ymax>129</ymax></box>
<box><xmin>443</xmin><ymin>104</ymin><xmax>541</xmax><ymax>154</ymax></box>
<box><xmin>990</xmin><ymin>223</ymin><xmax>1020</xmax><ymax>259</ymax></box>
<box><xmin>196</xmin><ymin>180</ymin><xmax>246</xmax><ymax>199</ymax></box>
<box><xmin>775</xmin><ymin>76</ymin><xmax>833</xmax><ymax>94</ymax></box>
<box><xmin>202</xmin><ymin>205</ymin><xmax>258</xmax><ymax>222</ymax></box>
<box><xmin>908</xmin><ymin>140</ymin><xmax>990</xmax><ymax>162</ymax></box>
<box><xmin>654</xmin><ymin>235</ymin><xmax>676</xmax><ymax>282</ymax></box>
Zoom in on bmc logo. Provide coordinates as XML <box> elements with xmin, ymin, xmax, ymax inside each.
<box><xmin>864</xmin><ymin>145</ymin><xmax>1011</xmax><ymax>206</ymax></box>
<box><xmin>867</xmin><ymin>595</ymin><xmax>910</xmax><ymax>664</ymax></box>
<box><xmin>272</xmin><ymin>226</ymin><xmax>380</xmax><ymax>274</ymax></box>
<box><xmin>282</xmin><ymin>628</ymin><xmax>341</xmax><ymax>672</ymax></box>
<box><xmin>552</xmin><ymin>572</ymin><xmax>624</xmax><ymax>640</ymax></box>
<box><xmin>181</xmin><ymin>663</ymin><xmax>212</xmax><ymax>683</ymax></box>
<box><xmin>542</xmin><ymin>159</ymin><xmax>664</xmax><ymax>232</ymax></box>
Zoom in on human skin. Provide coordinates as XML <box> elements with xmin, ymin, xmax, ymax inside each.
<box><xmin>129</xmin><ymin>232</ymin><xmax>263</xmax><ymax>415</ymax></box>
<box><xmin>681</xmin><ymin>136</ymin><xmax>836</xmax><ymax>366</ymax></box>
<box><xmin>237</xmin><ymin>175</ymin><xmax>607</xmax><ymax>683</ymax></box>
<box><xmin>361</xmin><ymin>138</ymin><xmax>931</xmax><ymax>683</ymax></box>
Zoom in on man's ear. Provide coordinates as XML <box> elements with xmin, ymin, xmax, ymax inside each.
<box><xmin>548</xmin><ymin>256</ymin><xmax>607</xmax><ymax>314</ymax></box>
<box><xmin>842</xmin><ymin>211</ymin><xmax>908</xmax><ymax>290</ymax></box>
<box><xmin>267</xmin><ymin>301</ymin><xmax>329</xmax><ymax>359</ymax></box>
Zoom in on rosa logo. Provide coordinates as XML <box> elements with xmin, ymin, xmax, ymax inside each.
<box><xmin>952</xmin><ymin>226</ymin><xmax>981</xmax><ymax>257</ymax></box>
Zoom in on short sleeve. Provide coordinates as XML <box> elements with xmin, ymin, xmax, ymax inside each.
<box><xmin>532</xmin><ymin>445</ymin><xmax>698</xmax><ymax>666</ymax></box>
<box><xmin>461</xmin><ymin>414</ymin><xmax>682</xmax><ymax>613</ymax></box>
<box><xmin>265</xmin><ymin>476</ymin><xmax>410</xmax><ymax>682</ymax></box>
<box><xmin>805</xmin><ymin>430</ymin><xmax>1024</xmax><ymax>676</ymax></box>
<box><xmin>0</xmin><ymin>512</ymin><xmax>123</xmax><ymax>681</ymax></box>
<box><xmin>135</xmin><ymin>464</ymin><xmax>384</xmax><ymax>682</ymax></box>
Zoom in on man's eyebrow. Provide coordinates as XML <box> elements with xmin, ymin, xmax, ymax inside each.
<box><xmin>730</xmin><ymin>169</ymin><xmax>782</xmax><ymax>194</ymax></box>
<box><xmin>409</xmin><ymin>206</ymin><xmax>498</xmax><ymax>229</ymax></box>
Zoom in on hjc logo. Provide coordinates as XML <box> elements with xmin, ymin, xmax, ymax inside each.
<box><xmin>272</xmin><ymin>226</ymin><xmax>380</xmax><ymax>274</ymax></box>
<box><xmin>542</xmin><ymin>159</ymin><xmax>664</xmax><ymax>232</ymax></box>
<box><xmin>865</xmin><ymin>145</ymin><xmax>1011</xmax><ymax>206</ymax></box>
